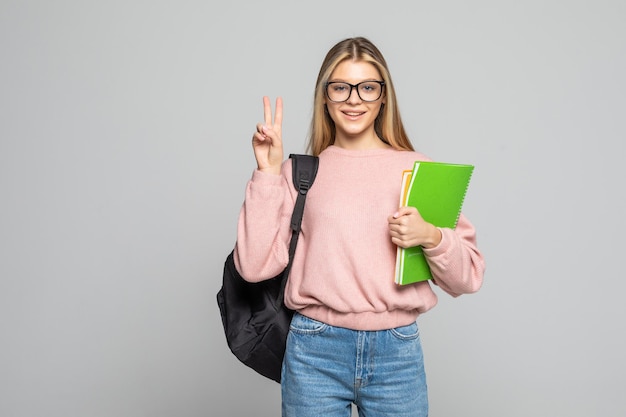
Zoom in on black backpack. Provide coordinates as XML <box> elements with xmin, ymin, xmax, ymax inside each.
<box><xmin>217</xmin><ymin>154</ymin><xmax>319</xmax><ymax>383</ymax></box>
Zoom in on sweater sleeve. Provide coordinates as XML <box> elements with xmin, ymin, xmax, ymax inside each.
<box><xmin>422</xmin><ymin>213</ymin><xmax>485</xmax><ymax>297</ymax></box>
<box><xmin>233</xmin><ymin>163</ymin><xmax>295</xmax><ymax>282</ymax></box>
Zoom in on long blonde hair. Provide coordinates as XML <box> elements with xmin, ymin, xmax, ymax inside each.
<box><xmin>307</xmin><ymin>37</ymin><xmax>414</xmax><ymax>156</ymax></box>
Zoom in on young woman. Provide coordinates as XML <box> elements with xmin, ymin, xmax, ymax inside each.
<box><xmin>234</xmin><ymin>37</ymin><xmax>485</xmax><ymax>417</ymax></box>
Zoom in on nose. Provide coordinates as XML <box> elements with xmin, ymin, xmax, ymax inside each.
<box><xmin>346</xmin><ymin>86</ymin><xmax>362</xmax><ymax>104</ymax></box>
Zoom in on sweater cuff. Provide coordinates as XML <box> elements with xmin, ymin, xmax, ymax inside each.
<box><xmin>422</xmin><ymin>227</ymin><xmax>451</xmax><ymax>257</ymax></box>
<box><xmin>248</xmin><ymin>169</ymin><xmax>285</xmax><ymax>200</ymax></box>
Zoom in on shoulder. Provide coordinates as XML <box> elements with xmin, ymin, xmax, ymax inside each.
<box><xmin>383</xmin><ymin>148</ymin><xmax>435</xmax><ymax>169</ymax></box>
<box><xmin>394</xmin><ymin>148</ymin><xmax>433</xmax><ymax>162</ymax></box>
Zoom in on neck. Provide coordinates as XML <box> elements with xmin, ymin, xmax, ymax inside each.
<box><xmin>334</xmin><ymin>134</ymin><xmax>389</xmax><ymax>151</ymax></box>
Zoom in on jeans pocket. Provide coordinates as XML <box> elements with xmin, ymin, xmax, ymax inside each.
<box><xmin>289</xmin><ymin>313</ymin><xmax>328</xmax><ymax>335</ymax></box>
<box><xmin>389</xmin><ymin>321</ymin><xmax>420</xmax><ymax>340</ymax></box>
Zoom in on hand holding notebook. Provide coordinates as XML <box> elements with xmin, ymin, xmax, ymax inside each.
<box><xmin>394</xmin><ymin>161</ymin><xmax>474</xmax><ymax>285</ymax></box>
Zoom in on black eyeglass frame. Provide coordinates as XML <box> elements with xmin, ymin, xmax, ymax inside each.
<box><xmin>325</xmin><ymin>81</ymin><xmax>386</xmax><ymax>103</ymax></box>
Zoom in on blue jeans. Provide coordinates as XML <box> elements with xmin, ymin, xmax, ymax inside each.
<box><xmin>282</xmin><ymin>313</ymin><xmax>428</xmax><ymax>417</ymax></box>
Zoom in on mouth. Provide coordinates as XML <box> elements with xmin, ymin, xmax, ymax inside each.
<box><xmin>342</xmin><ymin>111</ymin><xmax>365</xmax><ymax>119</ymax></box>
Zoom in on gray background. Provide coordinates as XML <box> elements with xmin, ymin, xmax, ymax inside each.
<box><xmin>1</xmin><ymin>0</ymin><xmax>624</xmax><ymax>416</ymax></box>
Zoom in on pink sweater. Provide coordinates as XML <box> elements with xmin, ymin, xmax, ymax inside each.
<box><xmin>234</xmin><ymin>145</ymin><xmax>485</xmax><ymax>331</ymax></box>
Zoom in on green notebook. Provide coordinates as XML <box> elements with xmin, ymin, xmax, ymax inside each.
<box><xmin>394</xmin><ymin>161</ymin><xmax>474</xmax><ymax>285</ymax></box>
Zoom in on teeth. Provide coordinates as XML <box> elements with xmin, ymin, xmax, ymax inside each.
<box><xmin>345</xmin><ymin>112</ymin><xmax>362</xmax><ymax>116</ymax></box>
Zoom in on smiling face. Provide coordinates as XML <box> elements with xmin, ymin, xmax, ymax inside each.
<box><xmin>325</xmin><ymin>59</ymin><xmax>387</xmax><ymax>150</ymax></box>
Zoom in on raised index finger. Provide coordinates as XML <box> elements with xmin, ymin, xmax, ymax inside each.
<box><xmin>263</xmin><ymin>96</ymin><xmax>272</xmax><ymax>127</ymax></box>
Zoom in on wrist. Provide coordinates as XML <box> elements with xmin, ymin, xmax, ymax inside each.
<box><xmin>422</xmin><ymin>226</ymin><xmax>442</xmax><ymax>249</ymax></box>
<box><xmin>258</xmin><ymin>165</ymin><xmax>281</xmax><ymax>176</ymax></box>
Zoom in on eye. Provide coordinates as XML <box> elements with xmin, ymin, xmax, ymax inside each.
<box><xmin>360</xmin><ymin>82</ymin><xmax>379</xmax><ymax>92</ymax></box>
<box><xmin>331</xmin><ymin>83</ymin><xmax>349</xmax><ymax>92</ymax></box>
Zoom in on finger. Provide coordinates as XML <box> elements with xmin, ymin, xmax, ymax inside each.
<box><xmin>395</xmin><ymin>206</ymin><xmax>418</xmax><ymax>217</ymax></box>
<box><xmin>252</xmin><ymin>134</ymin><xmax>267</xmax><ymax>148</ymax></box>
<box><xmin>388</xmin><ymin>214</ymin><xmax>401</xmax><ymax>224</ymax></box>
<box><xmin>263</xmin><ymin>96</ymin><xmax>272</xmax><ymax>127</ymax></box>
<box><xmin>274</xmin><ymin>97</ymin><xmax>283</xmax><ymax>128</ymax></box>
<box><xmin>388</xmin><ymin>210</ymin><xmax>408</xmax><ymax>223</ymax></box>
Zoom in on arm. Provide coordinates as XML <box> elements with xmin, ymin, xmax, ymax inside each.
<box><xmin>233</xmin><ymin>96</ymin><xmax>293</xmax><ymax>282</ymax></box>
<box><xmin>233</xmin><ymin>165</ymin><xmax>295</xmax><ymax>282</ymax></box>
<box><xmin>388</xmin><ymin>208</ymin><xmax>485</xmax><ymax>296</ymax></box>
<box><xmin>422</xmin><ymin>213</ymin><xmax>485</xmax><ymax>296</ymax></box>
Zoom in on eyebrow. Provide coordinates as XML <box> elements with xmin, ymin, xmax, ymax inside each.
<box><xmin>327</xmin><ymin>78</ymin><xmax>382</xmax><ymax>83</ymax></box>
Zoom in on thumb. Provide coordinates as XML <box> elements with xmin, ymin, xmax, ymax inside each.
<box><xmin>393</xmin><ymin>206</ymin><xmax>417</xmax><ymax>218</ymax></box>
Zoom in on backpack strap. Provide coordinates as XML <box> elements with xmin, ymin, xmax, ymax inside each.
<box><xmin>289</xmin><ymin>154</ymin><xmax>319</xmax><ymax>234</ymax></box>
<box><xmin>276</xmin><ymin>154</ymin><xmax>319</xmax><ymax>306</ymax></box>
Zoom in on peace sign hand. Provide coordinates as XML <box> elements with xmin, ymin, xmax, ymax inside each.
<box><xmin>252</xmin><ymin>96</ymin><xmax>284</xmax><ymax>175</ymax></box>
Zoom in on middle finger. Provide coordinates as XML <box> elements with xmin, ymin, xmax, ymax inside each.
<box><xmin>273</xmin><ymin>97</ymin><xmax>283</xmax><ymax>129</ymax></box>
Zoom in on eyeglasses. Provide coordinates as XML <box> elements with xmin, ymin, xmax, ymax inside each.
<box><xmin>325</xmin><ymin>81</ymin><xmax>385</xmax><ymax>103</ymax></box>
